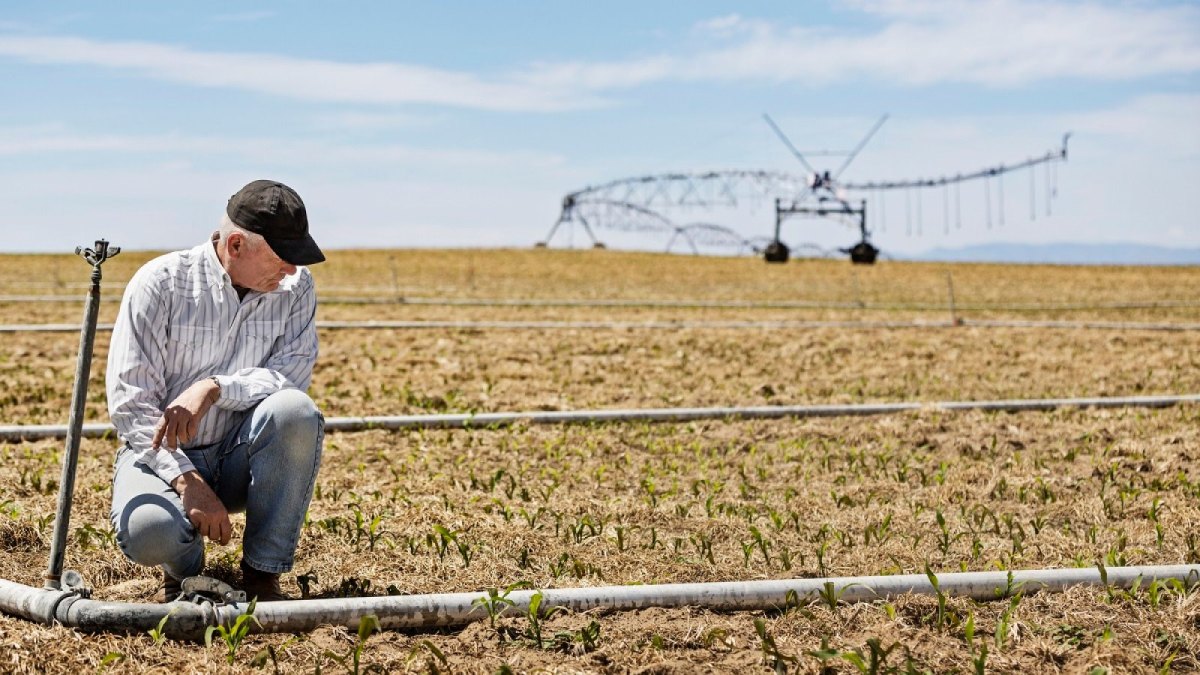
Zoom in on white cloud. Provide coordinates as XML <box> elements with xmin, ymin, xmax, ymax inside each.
<box><xmin>0</xmin><ymin>126</ymin><xmax>566</xmax><ymax>169</ymax></box>
<box><xmin>1062</xmin><ymin>93</ymin><xmax>1200</xmax><ymax>158</ymax></box>
<box><xmin>691</xmin><ymin>14</ymin><xmax>772</xmax><ymax>38</ymax></box>
<box><xmin>0</xmin><ymin>1</ymin><xmax>1195</xmax><ymax>112</ymax></box>
<box><xmin>0</xmin><ymin>35</ymin><xmax>600</xmax><ymax>112</ymax></box>
<box><xmin>694</xmin><ymin>14</ymin><xmax>746</xmax><ymax>34</ymax></box>
<box><xmin>540</xmin><ymin>0</ymin><xmax>1200</xmax><ymax>90</ymax></box>
<box><xmin>308</xmin><ymin>111</ymin><xmax>436</xmax><ymax>131</ymax></box>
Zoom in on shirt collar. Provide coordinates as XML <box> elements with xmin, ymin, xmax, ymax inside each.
<box><xmin>201</xmin><ymin>232</ymin><xmax>232</xmax><ymax>290</ymax></box>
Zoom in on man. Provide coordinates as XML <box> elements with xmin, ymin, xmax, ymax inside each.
<box><xmin>107</xmin><ymin>180</ymin><xmax>325</xmax><ymax>602</ymax></box>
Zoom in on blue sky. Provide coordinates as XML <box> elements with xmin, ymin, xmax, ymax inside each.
<box><xmin>0</xmin><ymin>1</ymin><xmax>1196</xmax><ymax>256</ymax></box>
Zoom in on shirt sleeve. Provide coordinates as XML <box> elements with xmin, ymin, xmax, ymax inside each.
<box><xmin>106</xmin><ymin>265</ymin><xmax>196</xmax><ymax>484</ymax></box>
<box><xmin>211</xmin><ymin>271</ymin><xmax>318</xmax><ymax>411</ymax></box>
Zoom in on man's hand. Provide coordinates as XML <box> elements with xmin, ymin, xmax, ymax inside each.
<box><xmin>170</xmin><ymin>471</ymin><xmax>232</xmax><ymax>545</ymax></box>
<box><xmin>153</xmin><ymin>377</ymin><xmax>220</xmax><ymax>450</ymax></box>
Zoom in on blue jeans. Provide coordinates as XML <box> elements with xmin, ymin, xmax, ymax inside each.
<box><xmin>110</xmin><ymin>389</ymin><xmax>324</xmax><ymax>578</ymax></box>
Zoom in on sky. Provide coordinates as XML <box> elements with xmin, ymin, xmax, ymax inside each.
<box><xmin>0</xmin><ymin>0</ymin><xmax>1197</xmax><ymax>258</ymax></box>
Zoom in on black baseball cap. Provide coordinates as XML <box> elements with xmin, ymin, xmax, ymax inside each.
<box><xmin>226</xmin><ymin>180</ymin><xmax>325</xmax><ymax>265</ymax></box>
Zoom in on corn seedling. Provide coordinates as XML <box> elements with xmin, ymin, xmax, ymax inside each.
<box><xmin>553</xmin><ymin>620</ymin><xmax>601</xmax><ymax>654</ymax></box>
<box><xmin>548</xmin><ymin>552</ymin><xmax>569</xmax><ymax>578</ymax></box>
<box><xmin>924</xmin><ymin>566</ymin><xmax>950</xmax><ymax>632</ymax></box>
<box><xmin>97</xmin><ymin>652</ymin><xmax>125</xmax><ymax>672</ymax></box>
<box><xmin>613</xmin><ymin>525</ymin><xmax>632</xmax><ymax>552</ymax></box>
<box><xmin>249</xmin><ymin>642</ymin><xmax>287</xmax><ymax>674</ymax></box>
<box><xmin>933</xmin><ymin>510</ymin><xmax>963</xmax><ymax>555</ymax></box>
<box><xmin>815</xmin><ymin>540</ymin><xmax>830</xmax><ymax>577</ymax></box>
<box><xmin>702</xmin><ymin>627</ymin><xmax>731</xmax><ymax>648</ymax></box>
<box><xmin>147</xmin><ymin>609</ymin><xmax>174</xmax><ymax>645</ymax></box>
<box><xmin>205</xmin><ymin>598</ymin><xmax>260</xmax><ymax>664</ymax></box>
<box><xmin>1096</xmin><ymin>562</ymin><xmax>1116</xmax><ymax>602</ymax></box>
<box><xmin>753</xmin><ymin>618</ymin><xmax>797</xmax><ymax>675</ymax></box>
<box><xmin>405</xmin><ymin>639</ymin><xmax>447</xmax><ymax>672</ymax></box>
<box><xmin>964</xmin><ymin>611</ymin><xmax>990</xmax><ymax>674</ymax></box>
<box><xmin>992</xmin><ymin>569</ymin><xmax>1027</xmax><ymax>599</ymax></box>
<box><xmin>471</xmin><ymin>582</ymin><xmax>529</xmax><ymax>628</ymax></box>
<box><xmin>349</xmin><ymin>506</ymin><xmax>389</xmax><ymax>551</ymax></box>
<box><xmin>323</xmin><ymin>614</ymin><xmax>380</xmax><ymax>675</ymax></box>
<box><xmin>995</xmin><ymin>595</ymin><xmax>1021</xmax><ymax>649</ymax></box>
<box><xmin>430</xmin><ymin>524</ymin><xmax>472</xmax><ymax>566</ymax></box>
<box><xmin>568</xmin><ymin>513</ymin><xmax>603</xmax><ymax>543</ymax></box>
<box><xmin>337</xmin><ymin>577</ymin><xmax>372</xmax><ymax>597</ymax></box>
<box><xmin>1145</xmin><ymin>579</ymin><xmax>1165</xmax><ymax>608</ymax></box>
<box><xmin>296</xmin><ymin>570</ymin><xmax>319</xmax><ymax>599</ymax></box>
<box><xmin>863</xmin><ymin>514</ymin><xmax>892</xmax><ymax>545</ymax></box>
<box><xmin>1148</xmin><ymin>498</ymin><xmax>1165</xmax><ymax>546</ymax></box>
<box><xmin>522</xmin><ymin>591</ymin><xmax>566</xmax><ymax>648</ymax></box>
<box><xmin>817</xmin><ymin>581</ymin><xmax>861</xmax><ymax>614</ymax></box>
<box><xmin>749</xmin><ymin>525</ymin><xmax>771</xmax><ymax>565</ymax></box>
<box><xmin>74</xmin><ymin>523</ymin><xmax>117</xmax><ymax>550</ymax></box>
<box><xmin>806</xmin><ymin>636</ymin><xmax>841</xmax><ymax>673</ymax></box>
<box><xmin>841</xmin><ymin>638</ymin><xmax>900</xmax><ymax>675</ymax></box>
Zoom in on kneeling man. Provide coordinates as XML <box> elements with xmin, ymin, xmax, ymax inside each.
<box><xmin>108</xmin><ymin>180</ymin><xmax>325</xmax><ymax>602</ymax></box>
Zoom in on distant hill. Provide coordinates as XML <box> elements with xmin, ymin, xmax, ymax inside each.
<box><xmin>910</xmin><ymin>242</ymin><xmax>1200</xmax><ymax>265</ymax></box>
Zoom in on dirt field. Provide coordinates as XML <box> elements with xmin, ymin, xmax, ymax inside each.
<box><xmin>1</xmin><ymin>248</ymin><xmax>1198</xmax><ymax>673</ymax></box>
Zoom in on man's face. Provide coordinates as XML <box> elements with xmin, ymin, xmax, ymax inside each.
<box><xmin>228</xmin><ymin>234</ymin><xmax>298</xmax><ymax>292</ymax></box>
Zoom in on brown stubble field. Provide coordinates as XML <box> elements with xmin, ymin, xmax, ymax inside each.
<box><xmin>0</xmin><ymin>248</ymin><xmax>1198</xmax><ymax>674</ymax></box>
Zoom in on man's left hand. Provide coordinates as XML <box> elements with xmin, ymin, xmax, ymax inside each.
<box><xmin>153</xmin><ymin>378</ymin><xmax>220</xmax><ymax>450</ymax></box>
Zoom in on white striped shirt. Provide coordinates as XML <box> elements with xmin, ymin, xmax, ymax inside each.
<box><xmin>106</xmin><ymin>236</ymin><xmax>318</xmax><ymax>484</ymax></box>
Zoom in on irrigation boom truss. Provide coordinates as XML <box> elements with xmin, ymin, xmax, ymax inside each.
<box><xmin>544</xmin><ymin>116</ymin><xmax>1070</xmax><ymax>264</ymax></box>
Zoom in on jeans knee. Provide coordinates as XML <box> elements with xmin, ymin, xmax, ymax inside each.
<box><xmin>115</xmin><ymin>500</ymin><xmax>195</xmax><ymax>567</ymax></box>
<box><xmin>260</xmin><ymin>390</ymin><xmax>322</xmax><ymax>446</ymax></box>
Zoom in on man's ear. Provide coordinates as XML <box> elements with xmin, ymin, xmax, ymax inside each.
<box><xmin>227</xmin><ymin>232</ymin><xmax>245</xmax><ymax>258</ymax></box>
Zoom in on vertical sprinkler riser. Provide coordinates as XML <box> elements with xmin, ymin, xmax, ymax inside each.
<box><xmin>44</xmin><ymin>240</ymin><xmax>119</xmax><ymax>591</ymax></box>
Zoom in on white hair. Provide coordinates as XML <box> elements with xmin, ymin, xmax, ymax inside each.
<box><xmin>219</xmin><ymin>213</ymin><xmax>267</xmax><ymax>249</ymax></box>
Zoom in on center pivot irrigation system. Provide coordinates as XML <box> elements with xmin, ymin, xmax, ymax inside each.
<box><xmin>542</xmin><ymin>116</ymin><xmax>1070</xmax><ymax>264</ymax></box>
<box><xmin>2</xmin><ymin>243</ymin><xmax>1196</xmax><ymax>640</ymax></box>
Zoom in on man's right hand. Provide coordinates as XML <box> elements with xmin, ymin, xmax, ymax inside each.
<box><xmin>153</xmin><ymin>377</ymin><xmax>220</xmax><ymax>450</ymax></box>
<box><xmin>170</xmin><ymin>471</ymin><xmax>232</xmax><ymax>545</ymax></box>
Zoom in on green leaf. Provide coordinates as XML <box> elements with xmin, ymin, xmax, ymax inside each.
<box><xmin>357</xmin><ymin>614</ymin><xmax>380</xmax><ymax>642</ymax></box>
<box><xmin>204</xmin><ymin>625</ymin><xmax>217</xmax><ymax>649</ymax></box>
<box><xmin>417</xmin><ymin>640</ymin><xmax>447</xmax><ymax>665</ymax></box>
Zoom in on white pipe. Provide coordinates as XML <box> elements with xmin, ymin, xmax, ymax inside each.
<box><xmin>4</xmin><ymin>320</ymin><xmax>935</xmax><ymax>333</ymax></box>
<box><xmin>4</xmin><ymin>293</ymin><xmax>1198</xmax><ymax>312</ymax></box>
<box><xmin>1</xmin><ymin>566</ymin><xmax>1196</xmax><ymax>638</ymax></box>
<box><xmin>962</xmin><ymin>319</ymin><xmax>1200</xmax><ymax>332</ymax></box>
<box><xmin>3</xmin><ymin>318</ymin><xmax>1197</xmax><ymax>334</ymax></box>
<box><xmin>0</xmin><ymin>319</ymin><xmax>952</xmax><ymax>333</ymax></box>
<box><xmin>1</xmin><ymin>394</ymin><xmax>1197</xmax><ymax>441</ymax></box>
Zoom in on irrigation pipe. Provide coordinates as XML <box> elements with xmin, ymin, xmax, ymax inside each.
<box><xmin>5</xmin><ymin>293</ymin><xmax>1200</xmax><ymax>313</ymax></box>
<box><xmin>961</xmin><ymin>319</ymin><xmax>1200</xmax><ymax>332</ymax></box>
<box><xmin>3</xmin><ymin>393</ymin><xmax>1198</xmax><ymax>442</ymax></box>
<box><xmin>0</xmin><ymin>565</ymin><xmax>1196</xmax><ymax>638</ymax></box>
<box><xmin>0</xmin><ymin>319</ymin><xmax>954</xmax><ymax>333</ymax></box>
<box><xmin>2</xmin><ymin>318</ymin><xmax>1198</xmax><ymax>334</ymax></box>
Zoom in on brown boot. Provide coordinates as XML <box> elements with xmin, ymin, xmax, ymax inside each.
<box><xmin>155</xmin><ymin>569</ymin><xmax>183</xmax><ymax>603</ymax></box>
<box><xmin>241</xmin><ymin>562</ymin><xmax>290</xmax><ymax>602</ymax></box>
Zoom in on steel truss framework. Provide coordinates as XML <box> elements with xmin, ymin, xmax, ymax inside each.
<box><xmin>543</xmin><ymin>118</ymin><xmax>1070</xmax><ymax>264</ymax></box>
